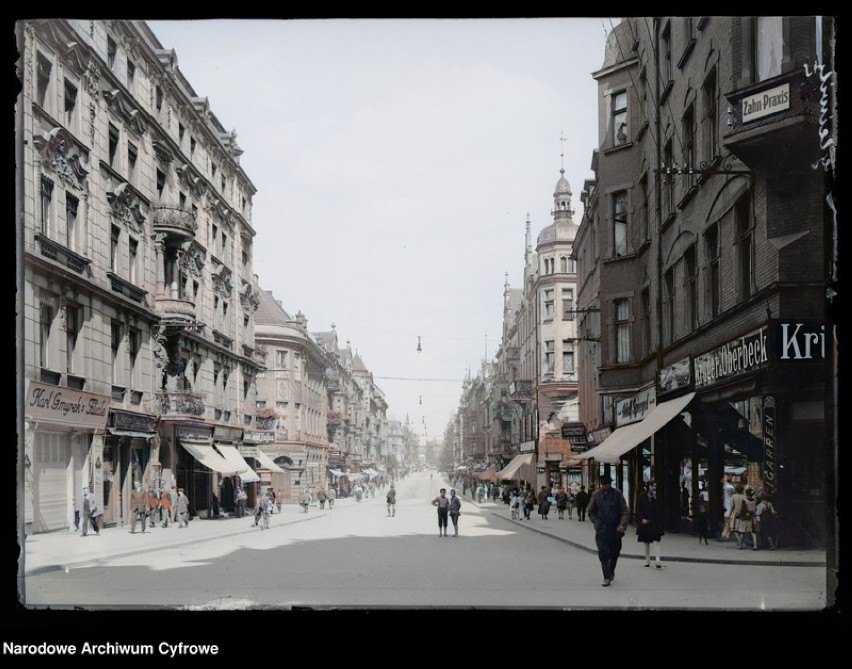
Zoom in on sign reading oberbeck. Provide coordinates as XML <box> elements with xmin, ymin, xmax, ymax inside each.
<box><xmin>742</xmin><ymin>83</ymin><xmax>790</xmax><ymax>123</ymax></box>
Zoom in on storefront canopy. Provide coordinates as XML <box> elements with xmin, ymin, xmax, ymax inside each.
<box><xmin>328</xmin><ymin>468</ymin><xmax>344</xmax><ymax>477</ymax></box>
<box><xmin>180</xmin><ymin>438</ymin><xmax>236</xmax><ymax>475</ymax></box>
<box><xmin>496</xmin><ymin>453</ymin><xmax>534</xmax><ymax>480</ymax></box>
<box><xmin>254</xmin><ymin>449</ymin><xmax>286</xmax><ymax>474</ymax></box>
<box><xmin>579</xmin><ymin>392</ymin><xmax>696</xmax><ymax>464</ymax></box>
<box><xmin>214</xmin><ymin>443</ymin><xmax>260</xmax><ymax>483</ymax></box>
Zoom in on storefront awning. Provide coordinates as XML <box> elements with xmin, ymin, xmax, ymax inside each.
<box><xmin>579</xmin><ymin>392</ymin><xmax>696</xmax><ymax>463</ymax></box>
<box><xmin>496</xmin><ymin>453</ymin><xmax>534</xmax><ymax>480</ymax></box>
<box><xmin>328</xmin><ymin>468</ymin><xmax>344</xmax><ymax>477</ymax></box>
<box><xmin>180</xmin><ymin>439</ymin><xmax>235</xmax><ymax>475</ymax></box>
<box><xmin>255</xmin><ymin>449</ymin><xmax>286</xmax><ymax>473</ymax></box>
<box><xmin>214</xmin><ymin>444</ymin><xmax>260</xmax><ymax>483</ymax></box>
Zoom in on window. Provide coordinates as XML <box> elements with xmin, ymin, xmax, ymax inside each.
<box><xmin>242</xmin><ymin>250</ymin><xmax>248</xmax><ymax>266</ymax></box>
<box><xmin>639</xmin><ymin>173</ymin><xmax>649</xmax><ymax>242</ymax></box>
<box><xmin>108</xmin><ymin>124</ymin><xmax>119</xmax><ymax>167</ymax></box>
<box><xmin>543</xmin><ymin>289</ymin><xmax>554</xmax><ymax>320</ymax></box>
<box><xmin>641</xmin><ymin>288</ymin><xmax>652</xmax><ymax>358</ymax></box>
<box><xmin>561</xmin><ymin>340</ymin><xmax>575</xmax><ymax>376</ymax></box>
<box><xmin>128</xmin><ymin>327</ymin><xmax>140</xmax><ymax>386</ymax></box>
<box><xmin>38</xmin><ymin>301</ymin><xmax>54</xmax><ymax>370</ymax></box>
<box><xmin>212</xmin><ymin>163</ymin><xmax>217</xmax><ymax>181</ymax></box>
<box><xmin>614</xmin><ymin>299</ymin><xmax>631</xmax><ymax>364</ymax></box>
<box><xmin>128</xmin><ymin>143</ymin><xmax>138</xmax><ymax>183</ymax></box>
<box><xmin>190</xmin><ymin>136</ymin><xmax>196</xmax><ymax>158</ymax></box>
<box><xmin>111</xmin><ymin>320</ymin><xmax>122</xmax><ymax>385</ymax></box>
<box><xmin>613</xmin><ymin>191</ymin><xmax>628</xmax><ymax>257</ymax></box>
<box><xmin>40</xmin><ymin>176</ymin><xmax>54</xmax><ymax>235</ymax></box>
<box><xmin>126</xmin><ymin>60</ymin><xmax>135</xmax><ymax>88</ymax></box>
<box><xmin>663</xmin><ymin>269</ymin><xmax>675</xmax><ymax>345</ymax></box>
<box><xmin>754</xmin><ymin>16</ymin><xmax>783</xmax><ymax>82</ymax></box>
<box><xmin>128</xmin><ymin>238</ymin><xmax>138</xmax><ymax>284</ymax></box>
<box><xmin>705</xmin><ymin>223</ymin><xmax>721</xmax><ymax>317</ymax></box>
<box><xmin>682</xmin><ymin>105</ymin><xmax>696</xmax><ymax>189</ymax></box>
<box><xmin>559</xmin><ymin>256</ymin><xmax>567</xmax><ymax>273</ymax></box>
<box><xmin>544</xmin><ymin>340</ymin><xmax>555</xmax><ymax>375</ymax></box>
<box><xmin>36</xmin><ymin>53</ymin><xmax>51</xmax><ymax>108</ymax></box>
<box><xmin>736</xmin><ymin>197</ymin><xmax>755</xmax><ymax>300</ymax></box>
<box><xmin>276</xmin><ymin>350</ymin><xmax>288</xmax><ymax>369</ymax></box>
<box><xmin>661</xmin><ymin>22</ymin><xmax>672</xmax><ymax>88</ymax></box>
<box><xmin>64</xmin><ymin>79</ymin><xmax>78</xmax><ymax>128</ymax></box>
<box><xmin>702</xmin><ymin>68</ymin><xmax>719</xmax><ymax>162</ymax></box>
<box><xmin>178</xmin><ymin>123</ymin><xmax>185</xmax><ymax>148</ymax></box>
<box><xmin>155</xmin><ymin>85</ymin><xmax>163</xmax><ymax>111</ymax></box>
<box><xmin>685</xmin><ymin>245</ymin><xmax>698</xmax><ymax>331</ymax></box>
<box><xmin>612</xmin><ymin>90</ymin><xmax>628</xmax><ymax>145</ymax></box>
<box><xmin>65</xmin><ymin>195</ymin><xmax>79</xmax><ymax>251</ymax></box>
<box><xmin>110</xmin><ymin>225</ymin><xmax>120</xmax><ymax>272</ymax></box>
<box><xmin>663</xmin><ymin>140</ymin><xmax>675</xmax><ymax>218</ymax></box>
<box><xmin>156</xmin><ymin>169</ymin><xmax>166</xmax><ymax>199</ymax></box>
<box><xmin>107</xmin><ymin>36</ymin><xmax>117</xmax><ymax>69</ymax></box>
<box><xmin>562</xmin><ymin>288</ymin><xmax>574</xmax><ymax>320</ymax></box>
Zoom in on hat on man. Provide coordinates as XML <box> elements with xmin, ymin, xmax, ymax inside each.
<box><xmin>599</xmin><ymin>474</ymin><xmax>613</xmax><ymax>484</ymax></box>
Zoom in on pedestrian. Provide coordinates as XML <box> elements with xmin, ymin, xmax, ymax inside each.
<box><xmin>159</xmin><ymin>485</ymin><xmax>173</xmax><ymax>527</ymax></box>
<box><xmin>680</xmin><ymin>483</ymin><xmax>691</xmax><ymax>519</ymax></box>
<box><xmin>300</xmin><ymin>487</ymin><xmax>311</xmax><ymax>513</ymax></box>
<box><xmin>257</xmin><ymin>495</ymin><xmax>271</xmax><ymax>529</ymax></box>
<box><xmin>537</xmin><ymin>485</ymin><xmax>551</xmax><ymax>519</ymax></box>
<box><xmin>175</xmin><ymin>487</ymin><xmax>190</xmax><ymax>528</ymax></box>
<box><xmin>129</xmin><ymin>482</ymin><xmax>149</xmax><ymax>534</ymax></box>
<box><xmin>146</xmin><ymin>485</ymin><xmax>160</xmax><ymax>530</ymax></box>
<box><xmin>694</xmin><ymin>501</ymin><xmax>710</xmax><ymax>545</ymax></box>
<box><xmin>522</xmin><ymin>487</ymin><xmax>535</xmax><ymax>520</ymax></box>
<box><xmin>432</xmin><ymin>488</ymin><xmax>450</xmax><ymax>537</ymax></box>
<box><xmin>317</xmin><ymin>487</ymin><xmax>328</xmax><ymax>510</ymax></box>
<box><xmin>566</xmin><ymin>486</ymin><xmax>577</xmax><ymax>519</ymax></box>
<box><xmin>448</xmin><ymin>489</ymin><xmax>462</xmax><ymax>536</ymax></box>
<box><xmin>169</xmin><ymin>485</ymin><xmax>179</xmax><ymax>523</ymax></box>
<box><xmin>268</xmin><ymin>487</ymin><xmax>277</xmax><ymax>514</ymax></box>
<box><xmin>386</xmin><ymin>484</ymin><xmax>397</xmax><ymax>517</ymax></box>
<box><xmin>636</xmin><ymin>480</ymin><xmax>664</xmax><ymax>568</ymax></box>
<box><xmin>586</xmin><ymin>473</ymin><xmax>629</xmax><ymax>587</ymax></box>
<box><xmin>732</xmin><ymin>486</ymin><xmax>758</xmax><ymax>550</ymax></box>
<box><xmin>755</xmin><ymin>493</ymin><xmax>779</xmax><ymax>550</ymax></box>
<box><xmin>236</xmin><ymin>488</ymin><xmax>247</xmax><ymax>518</ymax></box>
<box><xmin>327</xmin><ymin>485</ymin><xmax>337</xmax><ymax>510</ymax></box>
<box><xmin>509</xmin><ymin>488</ymin><xmax>520</xmax><ymax>520</ymax></box>
<box><xmin>80</xmin><ymin>487</ymin><xmax>99</xmax><ymax>536</ymax></box>
<box><xmin>575</xmin><ymin>485</ymin><xmax>589</xmax><ymax>521</ymax></box>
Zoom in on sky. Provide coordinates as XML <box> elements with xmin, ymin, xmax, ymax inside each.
<box><xmin>147</xmin><ymin>18</ymin><xmax>612</xmax><ymax>445</ymax></box>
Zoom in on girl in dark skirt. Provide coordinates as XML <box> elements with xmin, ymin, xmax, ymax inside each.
<box><xmin>636</xmin><ymin>480</ymin><xmax>664</xmax><ymax>568</ymax></box>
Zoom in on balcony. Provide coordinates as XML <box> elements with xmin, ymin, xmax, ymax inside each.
<box><xmin>156</xmin><ymin>390</ymin><xmax>205</xmax><ymax>417</ymax></box>
<box><xmin>35</xmin><ymin>234</ymin><xmax>92</xmax><ymax>276</ymax></box>
<box><xmin>155</xmin><ymin>296</ymin><xmax>196</xmax><ymax>321</ymax></box>
<box><xmin>153</xmin><ymin>206</ymin><xmax>197</xmax><ymax>239</ymax></box>
<box><xmin>107</xmin><ymin>272</ymin><xmax>147</xmax><ymax>304</ymax></box>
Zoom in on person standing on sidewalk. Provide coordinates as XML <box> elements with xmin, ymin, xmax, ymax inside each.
<box><xmin>159</xmin><ymin>485</ymin><xmax>174</xmax><ymax>527</ymax></box>
<box><xmin>175</xmin><ymin>487</ymin><xmax>190</xmax><ymax>528</ymax></box>
<box><xmin>386</xmin><ymin>484</ymin><xmax>397</xmax><ymax>516</ymax></box>
<box><xmin>432</xmin><ymin>488</ymin><xmax>450</xmax><ymax>536</ymax></box>
<box><xmin>587</xmin><ymin>474</ymin><xmax>629</xmax><ymax>587</ymax></box>
<box><xmin>537</xmin><ymin>485</ymin><xmax>551</xmax><ymax>520</ymax></box>
<box><xmin>129</xmin><ymin>482</ymin><xmax>149</xmax><ymax>534</ymax></box>
<box><xmin>575</xmin><ymin>485</ymin><xmax>589</xmax><ymax>521</ymax></box>
<box><xmin>327</xmin><ymin>485</ymin><xmax>336</xmax><ymax>510</ymax></box>
<box><xmin>636</xmin><ymin>480</ymin><xmax>664</xmax><ymax>568</ymax></box>
<box><xmin>448</xmin><ymin>489</ymin><xmax>462</xmax><ymax>536</ymax></box>
<box><xmin>317</xmin><ymin>487</ymin><xmax>328</xmax><ymax>510</ymax></box>
<box><xmin>80</xmin><ymin>487</ymin><xmax>99</xmax><ymax>536</ymax></box>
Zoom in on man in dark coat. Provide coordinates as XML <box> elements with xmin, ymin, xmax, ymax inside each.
<box><xmin>575</xmin><ymin>485</ymin><xmax>590</xmax><ymax>521</ymax></box>
<box><xmin>586</xmin><ymin>474</ymin><xmax>629</xmax><ymax>587</ymax></box>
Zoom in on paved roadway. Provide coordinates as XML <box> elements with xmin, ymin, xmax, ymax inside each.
<box><xmin>19</xmin><ymin>470</ymin><xmax>830</xmax><ymax>613</ymax></box>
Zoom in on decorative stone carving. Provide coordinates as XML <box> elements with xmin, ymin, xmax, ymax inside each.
<box><xmin>211</xmin><ymin>263</ymin><xmax>232</xmax><ymax>298</ymax></box>
<box><xmin>239</xmin><ymin>280</ymin><xmax>259</xmax><ymax>312</ymax></box>
<box><xmin>106</xmin><ymin>181</ymin><xmax>148</xmax><ymax>234</ymax></box>
<box><xmin>178</xmin><ymin>242</ymin><xmax>205</xmax><ymax>277</ymax></box>
<box><xmin>102</xmin><ymin>87</ymin><xmax>146</xmax><ymax>136</ymax></box>
<box><xmin>33</xmin><ymin>126</ymin><xmax>89</xmax><ymax>188</ymax></box>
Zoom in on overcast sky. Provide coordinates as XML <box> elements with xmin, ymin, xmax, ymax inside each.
<box><xmin>147</xmin><ymin>18</ymin><xmax>612</xmax><ymax>445</ymax></box>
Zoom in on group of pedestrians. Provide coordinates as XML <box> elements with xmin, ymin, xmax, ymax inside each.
<box><xmin>123</xmin><ymin>482</ymin><xmax>190</xmax><ymax>534</ymax></box>
<box><xmin>431</xmin><ymin>488</ymin><xmax>462</xmax><ymax>537</ymax></box>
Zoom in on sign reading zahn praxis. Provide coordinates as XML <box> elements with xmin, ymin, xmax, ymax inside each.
<box><xmin>742</xmin><ymin>83</ymin><xmax>790</xmax><ymax>123</ymax></box>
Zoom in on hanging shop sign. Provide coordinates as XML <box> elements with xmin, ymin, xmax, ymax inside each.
<box><xmin>773</xmin><ymin>320</ymin><xmax>827</xmax><ymax>361</ymax></box>
<box><xmin>519</xmin><ymin>439</ymin><xmax>536</xmax><ymax>453</ymax></box>
<box><xmin>110</xmin><ymin>409</ymin><xmax>157</xmax><ymax>433</ymax></box>
<box><xmin>561</xmin><ymin>423</ymin><xmax>590</xmax><ymax>453</ymax></box>
<box><xmin>615</xmin><ymin>388</ymin><xmax>656</xmax><ymax>427</ymax></box>
<box><xmin>24</xmin><ymin>380</ymin><xmax>110</xmax><ymax>428</ymax></box>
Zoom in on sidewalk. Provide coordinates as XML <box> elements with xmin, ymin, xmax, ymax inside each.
<box><xmin>20</xmin><ymin>491</ymin><xmax>825</xmax><ymax>577</ymax></box>
<box><xmin>459</xmin><ymin>491</ymin><xmax>825</xmax><ymax>568</ymax></box>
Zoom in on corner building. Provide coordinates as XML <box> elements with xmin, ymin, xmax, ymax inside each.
<box><xmin>574</xmin><ymin>17</ymin><xmax>835</xmax><ymax>548</ymax></box>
